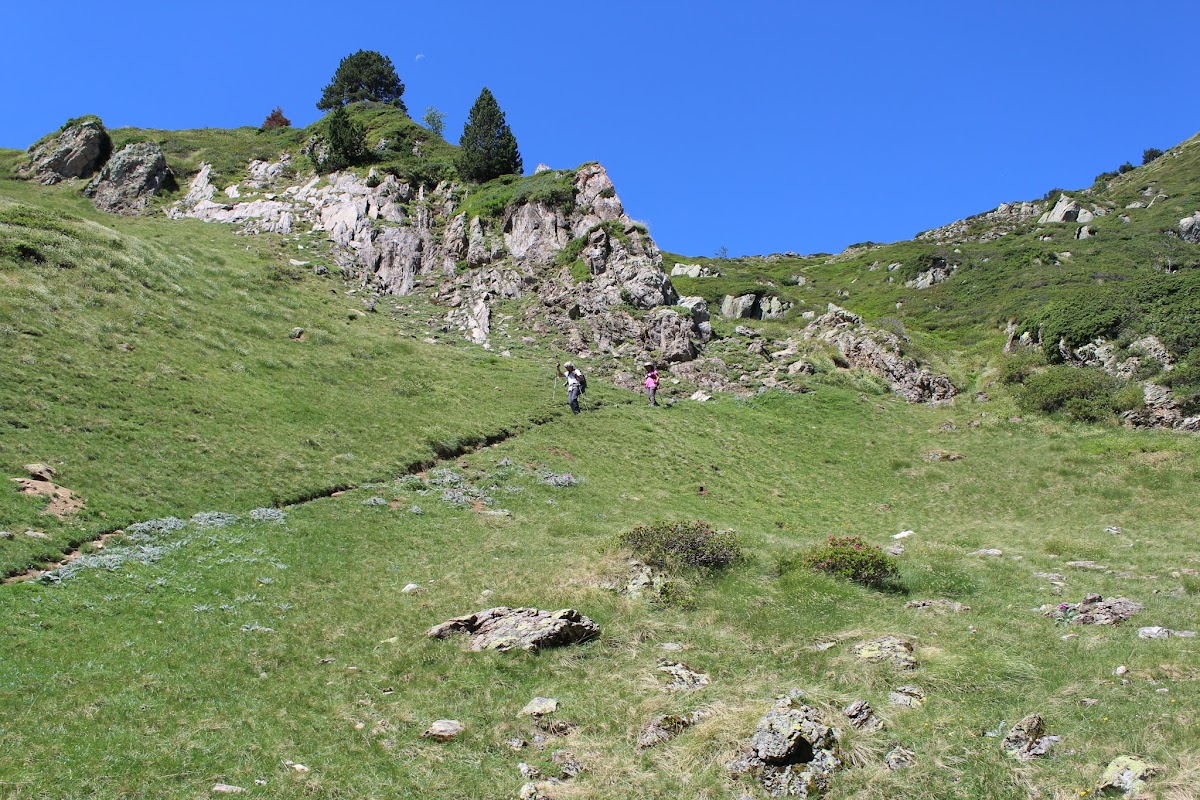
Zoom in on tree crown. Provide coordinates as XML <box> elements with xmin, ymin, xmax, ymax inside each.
<box><xmin>317</xmin><ymin>50</ymin><xmax>406</xmax><ymax>111</ymax></box>
<box><xmin>456</xmin><ymin>87</ymin><xmax>522</xmax><ymax>184</ymax></box>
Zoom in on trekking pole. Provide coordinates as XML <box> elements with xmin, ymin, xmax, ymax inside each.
<box><xmin>551</xmin><ymin>374</ymin><xmax>558</xmax><ymax>404</ymax></box>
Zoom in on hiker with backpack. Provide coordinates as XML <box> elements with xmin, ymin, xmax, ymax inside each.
<box><xmin>643</xmin><ymin>361</ymin><xmax>660</xmax><ymax>407</ymax></box>
<box><xmin>557</xmin><ymin>361</ymin><xmax>587</xmax><ymax>414</ymax></box>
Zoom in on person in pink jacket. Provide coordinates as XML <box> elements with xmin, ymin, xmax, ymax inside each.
<box><xmin>643</xmin><ymin>361</ymin><xmax>660</xmax><ymax>407</ymax></box>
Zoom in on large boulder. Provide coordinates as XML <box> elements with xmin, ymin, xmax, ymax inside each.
<box><xmin>84</xmin><ymin>142</ymin><xmax>172</xmax><ymax>215</ymax></box>
<box><xmin>20</xmin><ymin>119</ymin><xmax>111</xmax><ymax>185</ymax></box>
<box><xmin>1177</xmin><ymin>211</ymin><xmax>1200</xmax><ymax>244</ymax></box>
<box><xmin>721</xmin><ymin>293</ymin><xmax>759</xmax><ymax>319</ymax></box>
<box><xmin>1038</xmin><ymin>193</ymin><xmax>1093</xmax><ymax>224</ymax></box>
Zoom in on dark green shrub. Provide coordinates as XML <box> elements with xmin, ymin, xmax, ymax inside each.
<box><xmin>1017</xmin><ymin>365</ymin><xmax>1127</xmax><ymax>422</ymax></box>
<box><xmin>789</xmin><ymin>536</ymin><xmax>899</xmax><ymax>588</ymax></box>
<box><xmin>996</xmin><ymin>350</ymin><xmax>1047</xmax><ymax>385</ymax></box>
<box><xmin>1143</xmin><ymin>148</ymin><xmax>1164</xmax><ymax>165</ymax></box>
<box><xmin>1032</xmin><ymin>290</ymin><xmax>1131</xmax><ymax>352</ymax></box>
<box><xmin>1118</xmin><ymin>161</ymin><xmax>1135</xmax><ymax>174</ymax></box>
<box><xmin>618</xmin><ymin>521</ymin><xmax>743</xmax><ymax>570</ymax></box>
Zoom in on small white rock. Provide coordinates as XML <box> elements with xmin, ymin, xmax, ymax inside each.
<box><xmin>422</xmin><ymin>719</ymin><xmax>465</xmax><ymax>742</ymax></box>
<box><xmin>212</xmin><ymin>784</ymin><xmax>246</xmax><ymax>794</ymax></box>
<box><xmin>401</xmin><ymin>583</ymin><xmax>422</xmax><ymax>594</ymax></box>
<box><xmin>893</xmin><ymin>530</ymin><xmax>914</xmax><ymax>540</ymax></box>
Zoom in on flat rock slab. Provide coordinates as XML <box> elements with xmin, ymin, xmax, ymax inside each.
<box><xmin>427</xmin><ymin>607</ymin><xmax>600</xmax><ymax>652</ymax></box>
<box><xmin>520</xmin><ymin>697</ymin><xmax>559</xmax><ymax>716</ymax></box>
<box><xmin>1137</xmin><ymin>626</ymin><xmax>1196</xmax><ymax>640</ymax></box>
<box><xmin>1044</xmin><ymin>594</ymin><xmax>1142</xmax><ymax>625</ymax></box>
<box><xmin>422</xmin><ymin>719</ymin><xmax>465</xmax><ymax>741</ymax></box>
<box><xmin>888</xmin><ymin>686</ymin><xmax>926</xmax><ymax>708</ymax></box>
<box><xmin>903</xmin><ymin>599</ymin><xmax>970</xmax><ymax>613</ymax></box>
<box><xmin>852</xmin><ymin>636</ymin><xmax>919</xmax><ymax>669</ymax></box>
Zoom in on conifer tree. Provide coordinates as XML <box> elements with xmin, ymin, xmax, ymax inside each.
<box><xmin>317</xmin><ymin>50</ymin><xmax>405</xmax><ymax>111</ymax></box>
<box><xmin>456</xmin><ymin>88</ymin><xmax>522</xmax><ymax>183</ymax></box>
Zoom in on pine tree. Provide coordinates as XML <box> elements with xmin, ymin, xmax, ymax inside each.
<box><xmin>316</xmin><ymin>106</ymin><xmax>366</xmax><ymax>173</ymax></box>
<box><xmin>317</xmin><ymin>50</ymin><xmax>405</xmax><ymax>111</ymax></box>
<box><xmin>456</xmin><ymin>88</ymin><xmax>522</xmax><ymax>183</ymax></box>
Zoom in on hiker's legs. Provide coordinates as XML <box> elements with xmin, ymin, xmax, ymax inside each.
<box><xmin>647</xmin><ymin>385</ymin><xmax>657</xmax><ymax>406</ymax></box>
<box><xmin>568</xmin><ymin>386</ymin><xmax>581</xmax><ymax>414</ymax></box>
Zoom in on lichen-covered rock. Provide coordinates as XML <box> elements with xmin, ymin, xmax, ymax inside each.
<box><xmin>1096</xmin><ymin>756</ymin><xmax>1156</xmax><ymax>795</ymax></box>
<box><xmin>843</xmin><ymin>700</ymin><xmax>883</xmax><ymax>731</ymax></box>
<box><xmin>851</xmin><ymin>637</ymin><xmax>919</xmax><ymax>669</ymax></box>
<box><xmin>426</xmin><ymin>607</ymin><xmax>600</xmax><ymax>652</ymax></box>
<box><xmin>883</xmin><ymin>746</ymin><xmax>914</xmax><ymax>770</ymax></box>
<box><xmin>84</xmin><ymin>142</ymin><xmax>171</xmax><ymax>215</ymax></box>
<box><xmin>657</xmin><ymin>660</ymin><xmax>711</xmax><ymax>691</ymax></box>
<box><xmin>637</xmin><ymin>709</ymin><xmax>713</xmax><ymax>749</ymax></box>
<box><xmin>887</xmin><ymin>686</ymin><xmax>926</xmax><ymax>708</ymax></box>
<box><xmin>728</xmin><ymin>690</ymin><xmax>842</xmax><ymax>797</ymax></box>
<box><xmin>20</xmin><ymin>119</ymin><xmax>111</xmax><ymax>184</ymax></box>
<box><xmin>1001</xmin><ymin>713</ymin><xmax>1060</xmax><ymax>761</ymax></box>
<box><xmin>421</xmin><ymin>719</ymin><xmax>465</xmax><ymax>741</ymax></box>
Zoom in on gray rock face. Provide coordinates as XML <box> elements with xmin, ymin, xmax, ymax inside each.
<box><xmin>722</xmin><ymin>293</ymin><xmax>759</xmax><ymax>319</ymax></box>
<box><xmin>904</xmin><ymin>263</ymin><xmax>955</xmax><ymax>289</ymax></box>
<box><xmin>84</xmin><ymin>142</ymin><xmax>171</xmax><ymax>215</ymax></box>
<box><xmin>1038</xmin><ymin>194</ymin><xmax>1094</xmax><ymax>224</ymax></box>
<box><xmin>1122</xmin><ymin>382</ymin><xmax>1200</xmax><ymax>432</ymax></box>
<box><xmin>1002</xmin><ymin>714</ymin><xmax>1060</xmax><ymax>761</ymax></box>
<box><xmin>1176</xmin><ymin>212</ymin><xmax>1200</xmax><ymax>244</ymax></box>
<box><xmin>1044</xmin><ymin>594</ymin><xmax>1143</xmax><ymax>625</ymax></box>
<box><xmin>918</xmin><ymin>200</ymin><xmax>1043</xmax><ymax>244</ymax></box>
<box><xmin>803</xmin><ymin>305</ymin><xmax>956</xmax><ymax>404</ymax></box>
<box><xmin>842</xmin><ymin>700</ymin><xmax>883</xmax><ymax>731</ymax></box>
<box><xmin>427</xmin><ymin>607</ymin><xmax>600</xmax><ymax>652</ymax></box>
<box><xmin>657</xmin><ymin>660</ymin><xmax>711</xmax><ymax>691</ymax></box>
<box><xmin>637</xmin><ymin>709</ymin><xmax>713</xmax><ymax>749</ymax></box>
<box><xmin>21</xmin><ymin>120</ymin><xmax>110</xmax><ymax>185</ymax></box>
<box><xmin>1096</xmin><ymin>756</ymin><xmax>1156</xmax><ymax>795</ymax></box>
<box><xmin>728</xmin><ymin>691</ymin><xmax>842</xmax><ymax>798</ymax></box>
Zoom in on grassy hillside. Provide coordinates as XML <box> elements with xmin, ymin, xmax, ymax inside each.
<box><xmin>2</xmin><ymin>124</ymin><xmax>1199</xmax><ymax>800</ymax></box>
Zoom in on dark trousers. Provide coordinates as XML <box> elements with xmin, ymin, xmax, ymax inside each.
<box><xmin>568</xmin><ymin>386</ymin><xmax>581</xmax><ymax>414</ymax></box>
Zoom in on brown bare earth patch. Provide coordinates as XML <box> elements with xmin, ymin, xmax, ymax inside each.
<box><xmin>1133</xmin><ymin>450</ymin><xmax>1184</xmax><ymax>467</ymax></box>
<box><xmin>11</xmin><ymin>478</ymin><xmax>85</xmax><ymax>518</ymax></box>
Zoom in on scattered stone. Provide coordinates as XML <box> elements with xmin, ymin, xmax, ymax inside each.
<box><xmin>0</xmin><ymin>531</ymin><xmax>11</xmax><ymax>540</ymax></box>
<box><xmin>886</xmin><ymin>543</ymin><xmax>905</xmax><ymax>556</ymax></box>
<box><xmin>1065</xmin><ymin>560</ymin><xmax>1108</xmax><ymax>570</ymax></box>
<box><xmin>1096</xmin><ymin>756</ymin><xmax>1156</xmax><ymax>795</ymax></box>
<box><xmin>401</xmin><ymin>583</ymin><xmax>422</xmax><ymax>594</ymax></box>
<box><xmin>1104</xmin><ymin>526</ymin><xmax>1122</xmax><ymax>534</ymax></box>
<box><xmin>422</xmin><ymin>719</ymin><xmax>465</xmax><ymax>742</ymax></box>
<box><xmin>887</xmin><ymin>686</ymin><xmax>926</xmax><ymax>708</ymax></box>
<box><xmin>518</xmin><ymin>762</ymin><xmax>544</xmax><ymax>780</ymax></box>
<box><xmin>24</xmin><ymin>530</ymin><xmax>50</xmax><ymax>540</ymax></box>
<box><xmin>533</xmin><ymin>716</ymin><xmax>577</xmax><ymax>736</ymax></box>
<box><xmin>1081</xmin><ymin>698</ymin><xmax>1099</xmax><ymax>707</ymax></box>
<box><xmin>551</xmin><ymin>749</ymin><xmax>584</xmax><ymax>779</ymax></box>
<box><xmin>603</xmin><ymin>559</ymin><xmax>669</xmax><ymax>600</ymax></box>
<box><xmin>658</xmin><ymin>642</ymin><xmax>685</xmax><ymax>652</ymax></box>
<box><xmin>1034</xmin><ymin>572</ymin><xmax>1067</xmax><ymax>583</ymax></box>
<box><xmin>903</xmin><ymin>599</ymin><xmax>970</xmax><ymax>613</ymax></box>
<box><xmin>520</xmin><ymin>697</ymin><xmax>559</xmax><ymax>717</ymax></box>
<box><xmin>289</xmin><ymin>327</ymin><xmax>305</xmax><ymax>339</ymax></box>
<box><xmin>658</xmin><ymin>660</ymin><xmax>711</xmax><ymax>691</ymax></box>
<box><xmin>893</xmin><ymin>530</ymin><xmax>914</xmax><ymax>539</ymax></box>
<box><xmin>922</xmin><ymin>449</ymin><xmax>963</xmax><ymax>462</ymax></box>
<box><xmin>212</xmin><ymin>784</ymin><xmax>246</xmax><ymax>794</ymax></box>
<box><xmin>1001</xmin><ymin>713</ymin><xmax>1060</xmax><ymax>761</ymax></box>
<box><xmin>1114</xmin><ymin>665</ymin><xmax>1128</xmax><ymax>676</ymax></box>
<box><xmin>1138</xmin><ymin>626</ymin><xmax>1196</xmax><ymax>639</ymax></box>
<box><xmin>637</xmin><ymin>709</ymin><xmax>714</xmax><ymax>749</ymax></box>
<box><xmin>1044</xmin><ymin>594</ymin><xmax>1142</xmax><ymax>625</ymax></box>
<box><xmin>727</xmin><ymin>690</ymin><xmax>842</xmax><ymax>798</ymax></box>
<box><xmin>968</xmin><ymin>548</ymin><xmax>1003</xmax><ymax>557</ymax></box>
<box><xmin>852</xmin><ymin>637</ymin><xmax>919</xmax><ymax>669</ymax></box>
<box><xmin>518</xmin><ymin>780</ymin><xmax>563</xmax><ymax>800</ymax></box>
<box><xmin>505</xmin><ymin>737</ymin><xmax>528</xmax><ymax>750</ymax></box>
<box><xmin>843</xmin><ymin>699</ymin><xmax>884</xmax><ymax>731</ymax></box>
<box><xmin>427</xmin><ymin>607</ymin><xmax>600</xmax><ymax>652</ymax></box>
<box><xmin>690</xmin><ymin>390</ymin><xmax>712</xmax><ymax>403</ymax></box>
<box><xmin>883</xmin><ymin>746</ymin><xmax>914</xmax><ymax>770</ymax></box>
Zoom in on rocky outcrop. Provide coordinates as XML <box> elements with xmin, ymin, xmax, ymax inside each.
<box><xmin>1122</xmin><ymin>383</ymin><xmax>1200</xmax><ymax>432</ymax></box>
<box><xmin>917</xmin><ymin>200</ymin><xmax>1043</xmax><ymax>243</ymax></box>
<box><xmin>720</xmin><ymin>293</ymin><xmax>792</xmax><ymax>320</ymax></box>
<box><xmin>1176</xmin><ymin>211</ymin><xmax>1200</xmax><ymax>243</ymax></box>
<box><xmin>904</xmin><ymin>259</ymin><xmax>955</xmax><ymax>289</ymax></box>
<box><xmin>1038</xmin><ymin>193</ymin><xmax>1094</xmax><ymax>225</ymax></box>
<box><xmin>727</xmin><ymin>690</ymin><xmax>842</xmax><ymax>798</ymax></box>
<box><xmin>84</xmin><ymin>142</ymin><xmax>172</xmax><ymax>215</ymax></box>
<box><xmin>427</xmin><ymin>607</ymin><xmax>600</xmax><ymax>652</ymax></box>
<box><xmin>803</xmin><ymin>305</ymin><xmax>956</xmax><ymax>404</ymax></box>
<box><xmin>20</xmin><ymin>119</ymin><xmax>111</xmax><ymax>185</ymax></box>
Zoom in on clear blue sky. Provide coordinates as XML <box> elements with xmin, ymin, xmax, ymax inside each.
<box><xmin>4</xmin><ymin>1</ymin><xmax>1197</xmax><ymax>258</ymax></box>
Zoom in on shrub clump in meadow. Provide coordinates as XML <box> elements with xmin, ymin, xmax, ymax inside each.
<box><xmin>791</xmin><ymin>535</ymin><xmax>899</xmax><ymax>588</ymax></box>
<box><xmin>618</xmin><ymin>521</ymin><xmax>743</xmax><ymax>571</ymax></box>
